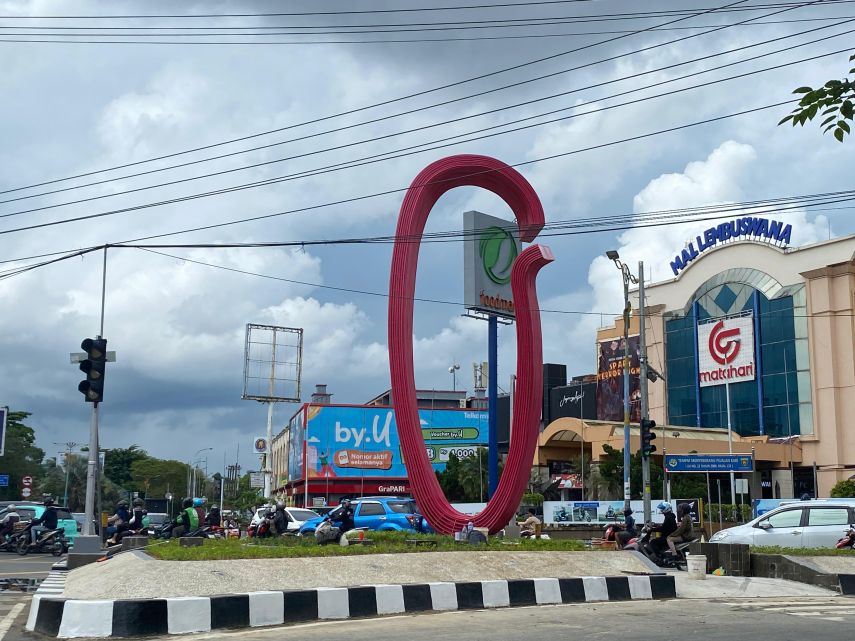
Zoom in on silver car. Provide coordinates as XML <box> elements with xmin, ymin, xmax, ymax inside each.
<box><xmin>709</xmin><ymin>500</ymin><xmax>855</xmax><ymax>548</ymax></box>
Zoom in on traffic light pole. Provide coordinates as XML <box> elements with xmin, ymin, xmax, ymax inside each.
<box><xmin>83</xmin><ymin>248</ymin><xmax>108</xmax><ymax>538</ymax></box>
<box><xmin>639</xmin><ymin>261</ymin><xmax>652</xmax><ymax>524</ymax></box>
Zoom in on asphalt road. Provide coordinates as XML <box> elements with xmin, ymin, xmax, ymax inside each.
<box><xmin>0</xmin><ymin>554</ymin><xmax>56</xmax><ymax>579</ymax></box>
<box><xmin>133</xmin><ymin>597</ymin><xmax>855</xmax><ymax>641</ymax></box>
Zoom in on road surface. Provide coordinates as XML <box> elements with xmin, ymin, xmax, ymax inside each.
<box><xmin>0</xmin><ymin>554</ymin><xmax>56</xmax><ymax>579</ymax></box>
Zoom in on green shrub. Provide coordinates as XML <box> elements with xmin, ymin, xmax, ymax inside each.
<box><xmin>830</xmin><ymin>480</ymin><xmax>855</xmax><ymax>498</ymax></box>
<box><xmin>522</xmin><ymin>492</ymin><xmax>544</xmax><ymax>506</ymax></box>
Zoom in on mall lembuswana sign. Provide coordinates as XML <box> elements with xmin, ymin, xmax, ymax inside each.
<box><xmin>669</xmin><ymin>216</ymin><xmax>793</xmax><ymax>276</ymax></box>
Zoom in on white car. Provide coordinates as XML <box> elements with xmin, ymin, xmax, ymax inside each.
<box><xmin>250</xmin><ymin>506</ymin><xmax>321</xmax><ymax>533</ymax></box>
<box><xmin>709</xmin><ymin>500</ymin><xmax>855</xmax><ymax>548</ymax></box>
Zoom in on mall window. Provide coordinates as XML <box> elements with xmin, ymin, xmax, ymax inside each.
<box><xmin>664</xmin><ymin>275</ymin><xmax>813</xmax><ymax>436</ymax></box>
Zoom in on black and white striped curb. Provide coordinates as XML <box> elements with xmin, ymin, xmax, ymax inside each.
<box><xmin>26</xmin><ymin>574</ymin><xmax>675</xmax><ymax>638</ymax></box>
<box><xmin>35</xmin><ymin>570</ymin><xmax>68</xmax><ymax>597</ymax></box>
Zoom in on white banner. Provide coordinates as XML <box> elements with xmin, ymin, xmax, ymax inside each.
<box><xmin>697</xmin><ymin>314</ymin><xmax>756</xmax><ymax>388</ymax></box>
<box><xmin>544</xmin><ymin>499</ymin><xmax>702</xmax><ymax>525</ymax></box>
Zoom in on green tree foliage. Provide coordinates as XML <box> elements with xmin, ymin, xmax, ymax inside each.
<box><xmin>103</xmin><ymin>445</ymin><xmax>148</xmax><ymax>489</ymax></box>
<box><xmin>232</xmin><ymin>473</ymin><xmax>264</xmax><ymax>515</ymax></box>
<box><xmin>435</xmin><ymin>450</ymin><xmax>502</xmax><ymax>503</ymax></box>
<box><xmin>779</xmin><ymin>53</ymin><xmax>855</xmax><ymax>142</ymax></box>
<box><xmin>130</xmin><ymin>458</ymin><xmax>190</xmax><ymax>499</ymax></box>
<box><xmin>0</xmin><ymin>411</ymin><xmax>45</xmax><ymax>500</ymax></box>
<box><xmin>40</xmin><ymin>453</ymin><xmax>126</xmax><ymax>511</ymax></box>
<box><xmin>830</xmin><ymin>479</ymin><xmax>855</xmax><ymax>498</ymax></box>
<box><xmin>436</xmin><ymin>453</ymin><xmax>466</xmax><ymax>502</ymax></box>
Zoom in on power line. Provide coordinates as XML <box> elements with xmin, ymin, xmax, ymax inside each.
<box><xmin>3</xmin><ymin>17</ymin><xmax>849</xmax><ymax>210</ymax></box>
<box><xmin>0</xmin><ymin>41</ymin><xmax>846</xmax><ymax>236</ymax></box>
<box><xmin>0</xmin><ymin>0</ymin><xmax>761</xmax><ymax>197</ymax></box>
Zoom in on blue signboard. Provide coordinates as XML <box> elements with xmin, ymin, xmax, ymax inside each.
<box><xmin>289</xmin><ymin>405</ymin><xmax>488</xmax><ymax>481</ymax></box>
<box><xmin>664</xmin><ymin>454</ymin><xmax>753</xmax><ymax>473</ymax></box>
<box><xmin>0</xmin><ymin>474</ymin><xmax>8</xmax><ymax>487</ymax></box>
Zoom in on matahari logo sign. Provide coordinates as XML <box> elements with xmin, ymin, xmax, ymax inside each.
<box><xmin>697</xmin><ymin>314</ymin><xmax>755</xmax><ymax>388</ymax></box>
<box><xmin>479</xmin><ymin>226</ymin><xmax>518</xmax><ymax>285</ymax></box>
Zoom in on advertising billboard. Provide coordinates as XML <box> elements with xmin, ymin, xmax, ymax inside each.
<box><xmin>288</xmin><ymin>405</ymin><xmax>489</xmax><ymax>481</ymax></box>
<box><xmin>463</xmin><ymin>210</ymin><xmax>521</xmax><ymax>319</ymax></box>
<box><xmin>697</xmin><ymin>314</ymin><xmax>756</xmax><ymax>388</ymax></box>
<box><xmin>549</xmin><ymin>381</ymin><xmax>597</xmax><ymax>421</ymax></box>
<box><xmin>596</xmin><ymin>336</ymin><xmax>640</xmax><ymax>422</ymax></box>
<box><xmin>544</xmin><ymin>499</ymin><xmax>702</xmax><ymax>525</ymax></box>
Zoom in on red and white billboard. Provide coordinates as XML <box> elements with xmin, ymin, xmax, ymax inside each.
<box><xmin>697</xmin><ymin>314</ymin><xmax>756</xmax><ymax>388</ymax></box>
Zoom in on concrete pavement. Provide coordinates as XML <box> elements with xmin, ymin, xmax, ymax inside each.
<box><xmin>0</xmin><ymin>555</ymin><xmax>56</xmax><ymax>580</ymax></box>
<box><xmin>131</xmin><ymin>596</ymin><xmax>855</xmax><ymax>641</ymax></box>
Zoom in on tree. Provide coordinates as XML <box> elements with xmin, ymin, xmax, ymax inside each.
<box><xmin>40</xmin><ymin>453</ymin><xmax>127</xmax><ymax>512</ymax></box>
<box><xmin>436</xmin><ymin>453</ymin><xmax>465</xmax><ymax>502</ymax></box>
<box><xmin>779</xmin><ymin>52</ymin><xmax>855</xmax><ymax>142</ymax></box>
<box><xmin>129</xmin><ymin>458</ymin><xmax>189</xmax><ymax>499</ymax></box>
<box><xmin>0</xmin><ymin>411</ymin><xmax>44</xmax><ymax>501</ymax></box>
<box><xmin>830</xmin><ymin>479</ymin><xmax>855</xmax><ymax>498</ymax></box>
<box><xmin>103</xmin><ymin>445</ymin><xmax>148</xmax><ymax>489</ymax></box>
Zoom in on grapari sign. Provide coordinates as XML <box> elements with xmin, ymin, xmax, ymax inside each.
<box><xmin>670</xmin><ymin>216</ymin><xmax>793</xmax><ymax>276</ymax></box>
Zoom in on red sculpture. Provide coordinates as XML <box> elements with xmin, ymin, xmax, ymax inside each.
<box><xmin>388</xmin><ymin>154</ymin><xmax>551</xmax><ymax>534</ymax></box>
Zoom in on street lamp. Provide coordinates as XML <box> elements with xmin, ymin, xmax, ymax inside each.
<box><xmin>448</xmin><ymin>363</ymin><xmax>460</xmax><ymax>391</ymax></box>
<box><xmin>607</xmin><ymin>249</ymin><xmax>638</xmax><ymax>510</ymax></box>
<box><xmin>191</xmin><ymin>448</ymin><xmax>213</xmax><ymax>498</ymax></box>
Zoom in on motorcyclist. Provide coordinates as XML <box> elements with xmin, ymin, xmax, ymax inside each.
<box><xmin>616</xmin><ymin>508</ymin><xmax>637</xmax><ymax>549</ymax></box>
<box><xmin>337</xmin><ymin>499</ymin><xmax>355</xmax><ymax>534</ymax></box>
<box><xmin>272</xmin><ymin>502</ymin><xmax>289</xmax><ymax>535</ymax></box>
<box><xmin>109</xmin><ymin>498</ymin><xmax>146</xmax><ymax>545</ymax></box>
<box><xmin>0</xmin><ymin>505</ymin><xmax>20</xmax><ymax>538</ymax></box>
<box><xmin>106</xmin><ymin>500</ymin><xmax>130</xmax><ymax>540</ymax></box>
<box><xmin>173</xmin><ymin>498</ymin><xmax>200</xmax><ymax>538</ymax></box>
<box><xmin>667</xmin><ymin>503</ymin><xmax>695</xmax><ymax>556</ymax></box>
<box><xmin>205</xmin><ymin>504</ymin><xmax>222</xmax><ymax>528</ymax></box>
<box><xmin>648</xmin><ymin>502</ymin><xmax>677</xmax><ymax>557</ymax></box>
<box><xmin>193</xmin><ymin>498</ymin><xmax>206</xmax><ymax>525</ymax></box>
<box><xmin>29</xmin><ymin>497</ymin><xmax>59</xmax><ymax>545</ymax></box>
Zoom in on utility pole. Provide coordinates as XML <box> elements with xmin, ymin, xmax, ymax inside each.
<box><xmin>638</xmin><ymin>261</ymin><xmax>652</xmax><ymax>524</ymax></box>
<box><xmin>54</xmin><ymin>441</ymin><xmax>81</xmax><ymax>509</ymax></box>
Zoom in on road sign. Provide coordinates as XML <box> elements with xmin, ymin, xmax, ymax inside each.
<box><xmin>735</xmin><ymin>478</ymin><xmax>749</xmax><ymax>494</ymax></box>
<box><xmin>22</xmin><ymin>475</ymin><xmax>33</xmax><ymax>487</ymax></box>
<box><xmin>249</xmin><ymin>472</ymin><xmax>265</xmax><ymax>488</ymax></box>
<box><xmin>21</xmin><ymin>487</ymin><xmax>32</xmax><ymax>498</ymax></box>
<box><xmin>664</xmin><ymin>454</ymin><xmax>754</xmax><ymax>473</ymax></box>
<box><xmin>0</xmin><ymin>474</ymin><xmax>8</xmax><ymax>487</ymax></box>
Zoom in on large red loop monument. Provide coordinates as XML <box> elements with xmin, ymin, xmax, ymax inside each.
<box><xmin>388</xmin><ymin>154</ymin><xmax>552</xmax><ymax>534</ymax></box>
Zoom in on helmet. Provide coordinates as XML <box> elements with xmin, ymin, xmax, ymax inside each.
<box><xmin>6</xmin><ymin>504</ymin><xmax>15</xmax><ymax>511</ymax></box>
<box><xmin>118</xmin><ymin>499</ymin><xmax>128</xmax><ymax>508</ymax></box>
<box><xmin>43</xmin><ymin>497</ymin><xmax>55</xmax><ymax>507</ymax></box>
<box><xmin>211</xmin><ymin>504</ymin><xmax>219</xmax><ymax>510</ymax></box>
<box><xmin>182</xmin><ymin>498</ymin><xmax>193</xmax><ymax>509</ymax></box>
<box><xmin>192</xmin><ymin>498</ymin><xmax>205</xmax><ymax>507</ymax></box>
<box><xmin>276</xmin><ymin>502</ymin><xmax>285</xmax><ymax>511</ymax></box>
<box><xmin>340</xmin><ymin>499</ymin><xmax>351</xmax><ymax>507</ymax></box>
<box><xmin>657</xmin><ymin>502</ymin><xmax>673</xmax><ymax>513</ymax></box>
<box><xmin>132</xmin><ymin>498</ymin><xmax>144</xmax><ymax>507</ymax></box>
<box><xmin>623</xmin><ymin>508</ymin><xmax>633</xmax><ymax>517</ymax></box>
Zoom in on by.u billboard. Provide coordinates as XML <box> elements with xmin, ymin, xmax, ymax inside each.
<box><xmin>463</xmin><ymin>210</ymin><xmax>521</xmax><ymax>319</ymax></box>
<box><xmin>289</xmin><ymin>405</ymin><xmax>488</xmax><ymax>481</ymax></box>
<box><xmin>596</xmin><ymin>335</ymin><xmax>640</xmax><ymax>422</ymax></box>
<box><xmin>697</xmin><ymin>314</ymin><xmax>756</xmax><ymax>388</ymax></box>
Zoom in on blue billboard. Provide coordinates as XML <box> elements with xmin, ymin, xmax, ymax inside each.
<box><xmin>664</xmin><ymin>454</ymin><xmax>754</xmax><ymax>473</ymax></box>
<box><xmin>288</xmin><ymin>405</ymin><xmax>488</xmax><ymax>481</ymax></box>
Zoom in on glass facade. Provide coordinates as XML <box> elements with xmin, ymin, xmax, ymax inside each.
<box><xmin>665</xmin><ymin>274</ymin><xmax>813</xmax><ymax>437</ymax></box>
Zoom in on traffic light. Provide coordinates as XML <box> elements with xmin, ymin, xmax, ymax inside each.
<box><xmin>640</xmin><ymin>418</ymin><xmax>657</xmax><ymax>457</ymax></box>
<box><xmin>78</xmin><ymin>337</ymin><xmax>107</xmax><ymax>403</ymax></box>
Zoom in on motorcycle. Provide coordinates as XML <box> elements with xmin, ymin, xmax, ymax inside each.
<box><xmin>624</xmin><ymin>523</ymin><xmax>695</xmax><ymax>570</ymax></box>
<box><xmin>835</xmin><ymin>526</ymin><xmax>855</xmax><ymax>549</ymax></box>
<box><xmin>0</xmin><ymin>529</ymin><xmax>26</xmax><ymax>553</ymax></box>
<box><xmin>17</xmin><ymin>524</ymin><xmax>67</xmax><ymax>557</ymax></box>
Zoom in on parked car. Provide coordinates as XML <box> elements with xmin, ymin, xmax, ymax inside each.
<box><xmin>0</xmin><ymin>504</ymin><xmax>79</xmax><ymax>542</ymax></box>
<box><xmin>710</xmin><ymin>500</ymin><xmax>855</xmax><ymax>548</ymax></box>
<box><xmin>249</xmin><ymin>506</ymin><xmax>321</xmax><ymax>533</ymax></box>
<box><xmin>298</xmin><ymin>497</ymin><xmax>430</xmax><ymax>535</ymax></box>
<box><xmin>145</xmin><ymin>512</ymin><xmax>169</xmax><ymax>527</ymax></box>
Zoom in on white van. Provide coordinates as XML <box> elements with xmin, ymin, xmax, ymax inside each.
<box><xmin>709</xmin><ymin>500</ymin><xmax>855</xmax><ymax>548</ymax></box>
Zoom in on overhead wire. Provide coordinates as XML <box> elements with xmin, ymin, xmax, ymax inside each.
<box><xmin>3</xmin><ymin>15</ymin><xmax>850</xmax><ymax>210</ymax></box>
<box><xmin>0</xmin><ymin>0</ymin><xmax>763</xmax><ymax>197</ymax></box>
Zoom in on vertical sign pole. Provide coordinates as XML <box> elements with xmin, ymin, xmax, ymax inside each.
<box><xmin>639</xmin><ymin>261</ymin><xmax>651</xmax><ymax>524</ymax></box>
<box><xmin>622</xmin><ymin>275</ymin><xmax>631</xmax><ymax>509</ymax></box>
<box><xmin>264</xmin><ymin>329</ymin><xmax>278</xmax><ymax>499</ymax></box>
<box><xmin>488</xmin><ymin>315</ymin><xmax>499</xmax><ymax>498</ymax></box>
<box><xmin>725</xmin><ymin>382</ymin><xmax>736</xmax><ymax>506</ymax></box>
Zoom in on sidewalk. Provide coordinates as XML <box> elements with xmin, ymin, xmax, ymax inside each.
<box><xmin>674</xmin><ymin>573</ymin><xmax>839</xmax><ymax>598</ymax></box>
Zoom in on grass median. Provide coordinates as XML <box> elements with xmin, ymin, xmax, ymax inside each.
<box><xmin>146</xmin><ymin>531</ymin><xmax>587</xmax><ymax>561</ymax></box>
<box><xmin>751</xmin><ymin>546</ymin><xmax>855</xmax><ymax>556</ymax></box>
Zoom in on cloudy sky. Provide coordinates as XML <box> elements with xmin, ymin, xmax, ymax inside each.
<box><xmin>0</xmin><ymin>0</ymin><xmax>851</xmax><ymax>473</ymax></box>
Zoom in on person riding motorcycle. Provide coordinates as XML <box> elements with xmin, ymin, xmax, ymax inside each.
<box><xmin>667</xmin><ymin>503</ymin><xmax>695</xmax><ymax>556</ymax></box>
<box><xmin>336</xmin><ymin>499</ymin><xmax>355</xmax><ymax>534</ymax></box>
<box><xmin>106</xmin><ymin>500</ymin><xmax>130</xmax><ymax>540</ymax></box>
<box><xmin>109</xmin><ymin>498</ymin><xmax>146</xmax><ymax>545</ymax></box>
<box><xmin>192</xmin><ymin>498</ymin><xmax>206</xmax><ymax>525</ymax></box>
<box><xmin>0</xmin><ymin>505</ymin><xmax>20</xmax><ymax>538</ymax></box>
<box><xmin>173</xmin><ymin>498</ymin><xmax>200</xmax><ymax>538</ymax></box>
<box><xmin>615</xmin><ymin>508</ymin><xmax>637</xmax><ymax>549</ymax></box>
<box><xmin>272</xmin><ymin>502</ymin><xmax>289</xmax><ymax>535</ymax></box>
<box><xmin>29</xmin><ymin>497</ymin><xmax>59</xmax><ymax>545</ymax></box>
<box><xmin>648</xmin><ymin>502</ymin><xmax>677</xmax><ymax>557</ymax></box>
<box><xmin>205</xmin><ymin>504</ymin><xmax>222</xmax><ymax>528</ymax></box>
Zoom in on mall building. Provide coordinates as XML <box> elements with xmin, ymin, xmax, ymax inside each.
<box><xmin>585</xmin><ymin>226</ymin><xmax>855</xmax><ymax>498</ymax></box>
